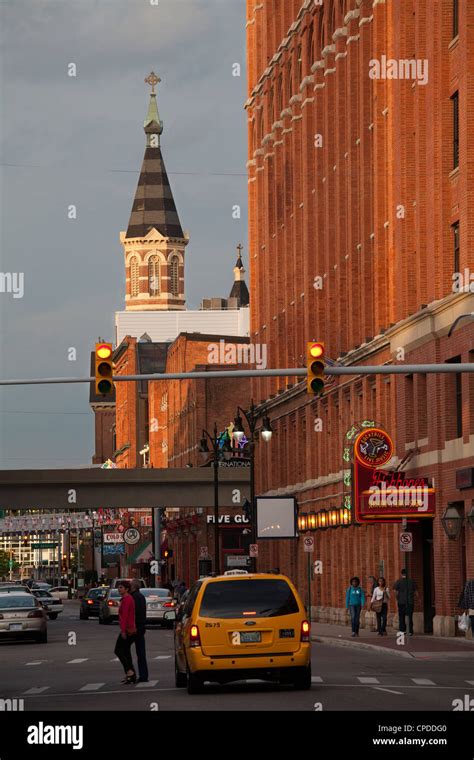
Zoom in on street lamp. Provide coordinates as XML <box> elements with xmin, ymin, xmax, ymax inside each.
<box><xmin>199</xmin><ymin>423</ymin><xmax>222</xmax><ymax>575</ymax></box>
<box><xmin>232</xmin><ymin>401</ymin><xmax>272</xmax><ymax>571</ymax></box>
<box><xmin>441</xmin><ymin>503</ymin><xmax>464</xmax><ymax>539</ymax></box>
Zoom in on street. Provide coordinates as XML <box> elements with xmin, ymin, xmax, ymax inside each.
<box><xmin>1</xmin><ymin>602</ymin><xmax>473</xmax><ymax>712</ymax></box>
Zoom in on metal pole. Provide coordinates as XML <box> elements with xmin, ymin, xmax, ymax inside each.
<box><xmin>153</xmin><ymin>507</ymin><xmax>161</xmax><ymax>588</ymax></box>
<box><xmin>2</xmin><ymin>363</ymin><xmax>474</xmax><ymax>385</ymax></box>
<box><xmin>307</xmin><ymin>551</ymin><xmax>311</xmax><ymax>619</ymax></box>
<box><xmin>213</xmin><ymin>431</ymin><xmax>220</xmax><ymax>576</ymax></box>
<box><xmin>250</xmin><ymin>438</ymin><xmax>256</xmax><ymax>572</ymax></box>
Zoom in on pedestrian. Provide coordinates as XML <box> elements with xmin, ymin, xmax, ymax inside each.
<box><xmin>114</xmin><ymin>581</ymin><xmax>137</xmax><ymax>684</ymax></box>
<box><xmin>370</xmin><ymin>577</ymin><xmax>390</xmax><ymax>636</ymax></box>
<box><xmin>345</xmin><ymin>576</ymin><xmax>365</xmax><ymax>637</ymax></box>
<box><xmin>459</xmin><ymin>578</ymin><xmax>474</xmax><ymax>635</ymax></box>
<box><xmin>131</xmin><ymin>579</ymin><xmax>149</xmax><ymax>683</ymax></box>
<box><xmin>368</xmin><ymin>575</ymin><xmax>378</xmax><ymax>595</ymax></box>
<box><xmin>393</xmin><ymin>569</ymin><xmax>418</xmax><ymax>636</ymax></box>
<box><xmin>176</xmin><ymin>581</ymin><xmax>187</xmax><ymax>600</ymax></box>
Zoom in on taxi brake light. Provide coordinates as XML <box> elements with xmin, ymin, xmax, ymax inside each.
<box><xmin>190</xmin><ymin>625</ymin><xmax>201</xmax><ymax>647</ymax></box>
<box><xmin>242</xmin><ymin>611</ymin><xmax>256</xmax><ymax>616</ymax></box>
<box><xmin>301</xmin><ymin>620</ymin><xmax>310</xmax><ymax>642</ymax></box>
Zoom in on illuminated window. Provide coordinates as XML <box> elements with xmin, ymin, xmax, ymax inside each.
<box><xmin>130</xmin><ymin>256</ymin><xmax>139</xmax><ymax>297</ymax></box>
<box><xmin>148</xmin><ymin>255</ymin><xmax>160</xmax><ymax>296</ymax></box>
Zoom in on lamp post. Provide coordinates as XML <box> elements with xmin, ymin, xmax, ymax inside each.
<box><xmin>441</xmin><ymin>503</ymin><xmax>464</xmax><ymax>539</ymax></box>
<box><xmin>199</xmin><ymin>424</ymin><xmax>232</xmax><ymax>576</ymax></box>
<box><xmin>232</xmin><ymin>401</ymin><xmax>273</xmax><ymax>571</ymax></box>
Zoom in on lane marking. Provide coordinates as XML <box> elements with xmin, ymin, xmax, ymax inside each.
<box><xmin>411</xmin><ymin>678</ymin><xmax>435</xmax><ymax>685</ymax></box>
<box><xmin>110</xmin><ymin>658</ymin><xmax>119</xmax><ymax>662</ymax></box>
<box><xmin>136</xmin><ymin>680</ymin><xmax>159</xmax><ymax>688</ymax></box>
<box><xmin>23</xmin><ymin>686</ymin><xmax>50</xmax><ymax>695</ymax></box>
<box><xmin>373</xmin><ymin>686</ymin><xmax>404</xmax><ymax>695</ymax></box>
<box><xmin>79</xmin><ymin>683</ymin><xmax>106</xmax><ymax>692</ymax></box>
<box><xmin>67</xmin><ymin>658</ymin><xmax>88</xmax><ymax>664</ymax></box>
<box><xmin>466</xmin><ymin>681</ymin><xmax>474</xmax><ymax>686</ymax></box>
<box><xmin>357</xmin><ymin>677</ymin><xmax>380</xmax><ymax>684</ymax></box>
<box><xmin>311</xmin><ymin>676</ymin><xmax>324</xmax><ymax>683</ymax></box>
<box><xmin>153</xmin><ymin>655</ymin><xmax>172</xmax><ymax>660</ymax></box>
<box><xmin>25</xmin><ymin>662</ymin><xmax>44</xmax><ymax>666</ymax></box>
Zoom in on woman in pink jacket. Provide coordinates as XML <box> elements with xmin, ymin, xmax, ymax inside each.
<box><xmin>114</xmin><ymin>581</ymin><xmax>137</xmax><ymax>684</ymax></box>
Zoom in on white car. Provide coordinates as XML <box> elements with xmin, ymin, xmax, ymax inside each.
<box><xmin>49</xmin><ymin>586</ymin><xmax>69</xmax><ymax>600</ymax></box>
<box><xmin>31</xmin><ymin>590</ymin><xmax>64</xmax><ymax>620</ymax></box>
<box><xmin>141</xmin><ymin>588</ymin><xmax>175</xmax><ymax>627</ymax></box>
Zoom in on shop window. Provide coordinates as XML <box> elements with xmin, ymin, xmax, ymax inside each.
<box><xmin>452</xmin><ymin>91</ymin><xmax>459</xmax><ymax>169</ymax></box>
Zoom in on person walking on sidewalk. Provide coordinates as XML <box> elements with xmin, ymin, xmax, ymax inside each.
<box><xmin>131</xmin><ymin>579</ymin><xmax>149</xmax><ymax>683</ymax></box>
<box><xmin>459</xmin><ymin>578</ymin><xmax>474</xmax><ymax>635</ymax></box>
<box><xmin>114</xmin><ymin>581</ymin><xmax>137</xmax><ymax>684</ymax></box>
<box><xmin>345</xmin><ymin>577</ymin><xmax>365</xmax><ymax>637</ymax></box>
<box><xmin>370</xmin><ymin>577</ymin><xmax>390</xmax><ymax>636</ymax></box>
<box><xmin>393</xmin><ymin>569</ymin><xmax>417</xmax><ymax>636</ymax></box>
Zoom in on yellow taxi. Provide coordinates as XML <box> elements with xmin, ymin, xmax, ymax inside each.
<box><xmin>170</xmin><ymin>570</ymin><xmax>311</xmax><ymax>694</ymax></box>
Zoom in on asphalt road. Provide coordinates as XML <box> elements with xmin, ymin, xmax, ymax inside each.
<box><xmin>1</xmin><ymin>602</ymin><xmax>473</xmax><ymax>712</ymax></box>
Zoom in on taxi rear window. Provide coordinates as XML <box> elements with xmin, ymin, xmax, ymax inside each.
<box><xmin>198</xmin><ymin>580</ymin><xmax>299</xmax><ymax>619</ymax></box>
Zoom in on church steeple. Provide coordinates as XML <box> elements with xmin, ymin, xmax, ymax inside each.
<box><xmin>121</xmin><ymin>73</ymin><xmax>189</xmax><ymax>312</ymax></box>
<box><xmin>228</xmin><ymin>243</ymin><xmax>249</xmax><ymax>307</ymax></box>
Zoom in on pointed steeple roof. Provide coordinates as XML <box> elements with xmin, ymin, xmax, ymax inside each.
<box><xmin>126</xmin><ymin>72</ymin><xmax>184</xmax><ymax>240</ymax></box>
<box><xmin>229</xmin><ymin>244</ymin><xmax>249</xmax><ymax>307</ymax></box>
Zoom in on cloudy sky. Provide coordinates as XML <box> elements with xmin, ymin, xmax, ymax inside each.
<box><xmin>0</xmin><ymin>0</ymin><xmax>247</xmax><ymax>467</ymax></box>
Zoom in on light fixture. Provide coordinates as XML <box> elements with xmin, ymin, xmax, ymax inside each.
<box><xmin>467</xmin><ymin>502</ymin><xmax>474</xmax><ymax>531</ymax></box>
<box><xmin>308</xmin><ymin>511</ymin><xmax>316</xmax><ymax>530</ymax></box>
<box><xmin>441</xmin><ymin>504</ymin><xmax>464</xmax><ymax>539</ymax></box>
<box><xmin>261</xmin><ymin>415</ymin><xmax>273</xmax><ymax>442</ymax></box>
<box><xmin>299</xmin><ymin>513</ymin><xmax>308</xmax><ymax>531</ymax></box>
<box><xmin>232</xmin><ymin>414</ymin><xmax>245</xmax><ymax>443</ymax></box>
<box><xmin>329</xmin><ymin>508</ymin><xmax>338</xmax><ymax>528</ymax></box>
<box><xmin>319</xmin><ymin>510</ymin><xmax>328</xmax><ymax>530</ymax></box>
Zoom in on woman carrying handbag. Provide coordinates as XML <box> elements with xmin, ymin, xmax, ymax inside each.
<box><xmin>370</xmin><ymin>577</ymin><xmax>390</xmax><ymax>636</ymax></box>
<box><xmin>114</xmin><ymin>580</ymin><xmax>137</xmax><ymax>684</ymax></box>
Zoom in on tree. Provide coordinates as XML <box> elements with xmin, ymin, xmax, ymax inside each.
<box><xmin>0</xmin><ymin>550</ymin><xmax>19</xmax><ymax>577</ymax></box>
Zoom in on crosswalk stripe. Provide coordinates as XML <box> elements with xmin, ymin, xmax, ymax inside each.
<box><xmin>153</xmin><ymin>655</ymin><xmax>172</xmax><ymax>660</ymax></box>
<box><xmin>25</xmin><ymin>662</ymin><xmax>44</xmax><ymax>666</ymax></box>
<box><xmin>110</xmin><ymin>658</ymin><xmax>119</xmax><ymax>662</ymax></box>
<box><xmin>23</xmin><ymin>686</ymin><xmax>50</xmax><ymax>695</ymax></box>
<box><xmin>79</xmin><ymin>683</ymin><xmax>105</xmax><ymax>692</ymax></box>
<box><xmin>357</xmin><ymin>677</ymin><xmax>380</xmax><ymax>684</ymax></box>
<box><xmin>466</xmin><ymin>681</ymin><xmax>474</xmax><ymax>686</ymax></box>
<box><xmin>311</xmin><ymin>676</ymin><xmax>324</xmax><ymax>683</ymax></box>
<box><xmin>411</xmin><ymin>678</ymin><xmax>435</xmax><ymax>685</ymax></box>
<box><xmin>373</xmin><ymin>686</ymin><xmax>404</xmax><ymax>695</ymax></box>
<box><xmin>67</xmin><ymin>659</ymin><xmax>88</xmax><ymax>664</ymax></box>
<box><xmin>136</xmin><ymin>680</ymin><xmax>158</xmax><ymax>688</ymax></box>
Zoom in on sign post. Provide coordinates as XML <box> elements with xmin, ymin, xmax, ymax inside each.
<box><xmin>303</xmin><ymin>534</ymin><xmax>314</xmax><ymax>617</ymax></box>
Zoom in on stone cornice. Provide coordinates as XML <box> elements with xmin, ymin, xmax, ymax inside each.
<box><xmin>299</xmin><ymin>74</ymin><xmax>314</xmax><ymax>90</ymax></box>
<box><xmin>344</xmin><ymin>8</ymin><xmax>360</xmax><ymax>24</ymax></box>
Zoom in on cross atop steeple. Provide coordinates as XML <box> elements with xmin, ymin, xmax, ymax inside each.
<box><xmin>144</xmin><ymin>71</ymin><xmax>161</xmax><ymax>94</ymax></box>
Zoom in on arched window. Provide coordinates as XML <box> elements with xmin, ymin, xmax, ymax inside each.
<box><xmin>287</xmin><ymin>59</ymin><xmax>292</xmax><ymax>101</ymax></box>
<box><xmin>276</xmin><ymin>72</ymin><xmax>283</xmax><ymax>115</ymax></box>
<box><xmin>148</xmin><ymin>255</ymin><xmax>160</xmax><ymax>296</ymax></box>
<box><xmin>297</xmin><ymin>44</ymin><xmax>302</xmax><ymax>84</ymax></box>
<box><xmin>268</xmin><ymin>86</ymin><xmax>274</xmax><ymax>127</ymax></box>
<box><xmin>307</xmin><ymin>22</ymin><xmax>314</xmax><ymax>70</ymax></box>
<box><xmin>130</xmin><ymin>256</ymin><xmax>139</xmax><ymax>297</ymax></box>
<box><xmin>169</xmin><ymin>255</ymin><xmax>179</xmax><ymax>297</ymax></box>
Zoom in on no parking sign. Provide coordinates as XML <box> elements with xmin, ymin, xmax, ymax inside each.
<box><xmin>399</xmin><ymin>532</ymin><xmax>413</xmax><ymax>552</ymax></box>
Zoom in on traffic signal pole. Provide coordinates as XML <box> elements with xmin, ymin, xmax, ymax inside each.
<box><xmin>1</xmin><ymin>364</ymin><xmax>474</xmax><ymax>386</ymax></box>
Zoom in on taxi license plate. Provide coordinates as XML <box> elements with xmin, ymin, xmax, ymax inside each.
<box><xmin>9</xmin><ymin>623</ymin><xmax>22</xmax><ymax>631</ymax></box>
<box><xmin>239</xmin><ymin>631</ymin><xmax>261</xmax><ymax>643</ymax></box>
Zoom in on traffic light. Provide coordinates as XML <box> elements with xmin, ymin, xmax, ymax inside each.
<box><xmin>95</xmin><ymin>342</ymin><xmax>114</xmax><ymax>396</ymax></box>
<box><xmin>307</xmin><ymin>342</ymin><xmax>326</xmax><ymax>396</ymax></box>
<box><xmin>162</xmin><ymin>548</ymin><xmax>173</xmax><ymax>560</ymax></box>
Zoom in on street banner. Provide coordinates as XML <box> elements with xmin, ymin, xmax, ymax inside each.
<box><xmin>353</xmin><ymin>428</ymin><xmax>435</xmax><ymax>523</ymax></box>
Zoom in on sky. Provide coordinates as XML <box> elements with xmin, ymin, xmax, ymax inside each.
<box><xmin>0</xmin><ymin>0</ymin><xmax>247</xmax><ymax>468</ymax></box>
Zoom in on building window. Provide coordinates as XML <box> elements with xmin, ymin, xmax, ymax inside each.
<box><xmin>453</xmin><ymin>221</ymin><xmax>460</xmax><ymax>273</ymax></box>
<box><xmin>296</xmin><ymin>44</ymin><xmax>302</xmax><ymax>84</ymax></box>
<box><xmin>169</xmin><ymin>256</ymin><xmax>179</xmax><ymax>297</ymax></box>
<box><xmin>452</xmin><ymin>91</ymin><xmax>459</xmax><ymax>169</ymax></box>
<box><xmin>447</xmin><ymin>356</ymin><xmax>462</xmax><ymax>439</ymax></box>
<box><xmin>307</xmin><ymin>22</ymin><xmax>314</xmax><ymax>69</ymax></box>
<box><xmin>287</xmin><ymin>59</ymin><xmax>292</xmax><ymax>102</ymax></box>
<box><xmin>453</xmin><ymin>0</ymin><xmax>459</xmax><ymax>38</ymax></box>
<box><xmin>148</xmin><ymin>255</ymin><xmax>160</xmax><ymax>296</ymax></box>
<box><xmin>276</xmin><ymin>73</ymin><xmax>283</xmax><ymax>116</ymax></box>
<box><xmin>130</xmin><ymin>256</ymin><xmax>139</xmax><ymax>297</ymax></box>
<box><xmin>268</xmin><ymin>86</ymin><xmax>274</xmax><ymax>127</ymax></box>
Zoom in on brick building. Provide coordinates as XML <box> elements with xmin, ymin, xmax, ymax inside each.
<box><xmin>245</xmin><ymin>0</ymin><xmax>474</xmax><ymax>635</ymax></box>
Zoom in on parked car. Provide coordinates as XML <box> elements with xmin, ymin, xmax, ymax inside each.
<box><xmin>0</xmin><ymin>584</ymin><xmax>31</xmax><ymax>595</ymax></box>
<box><xmin>49</xmin><ymin>586</ymin><xmax>69</xmax><ymax>600</ymax></box>
<box><xmin>31</xmin><ymin>582</ymin><xmax>52</xmax><ymax>593</ymax></box>
<box><xmin>0</xmin><ymin>592</ymin><xmax>48</xmax><ymax>643</ymax></box>
<box><xmin>31</xmin><ymin>589</ymin><xmax>64</xmax><ymax>620</ymax></box>
<box><xmin>80</xmin><ymin>587</ymin><xmax>108</xmax><ymax>619</ymax></box>
<box><xmin>98</xmin><ymin>588</ymin><xmax>121</xmax><ymax>624</ymax></box>
<box><xmin>139</xmin><ymin>588</ymin><xmax>175</xmax><ymax>627</ymax></box>
<box><xmin>110</xmin><ymin>578</ymin><xmax>146</xmax><ymax>589</ymax></box>
<box><xmin>173</xmin><ymin>571</ymin><xmax>311</xmax><ymax>694</ymax></box>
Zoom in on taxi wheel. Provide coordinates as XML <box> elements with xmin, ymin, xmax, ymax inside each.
<box><xmin>186</xmin><ymin>666</ymin><xmax>203</xmax><ymax>695</ymax></box>
<box><xmin>292</xmin><ymin>665</ymin><xmax>311</xmax><ymax>690</ymax></box>
<box><xmin>175</xmin><ymin>657</ymin><xmax>187</xmax><ymax>688</ymax></box>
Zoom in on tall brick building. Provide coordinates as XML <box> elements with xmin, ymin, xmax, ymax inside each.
<box><xmin>246</xmin><ymin>0</ymin><xmax>474</xmax><ymax>635</ymax></box>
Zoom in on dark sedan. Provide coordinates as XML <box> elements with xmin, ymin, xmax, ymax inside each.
<box><xmin>80</xmin><ymin>587</ymin><xmax>108</xmax><ymax>619</ymax></box>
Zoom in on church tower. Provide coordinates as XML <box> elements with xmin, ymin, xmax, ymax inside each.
<box><xmin>121</xmin><ymin>72</ymin><xmax>188</xmax><ymax>310</ymax></box>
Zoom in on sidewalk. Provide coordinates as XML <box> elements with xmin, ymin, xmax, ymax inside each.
<box><xmin>311</xmin><ymin>622</ymin><xmax>474</xmax><ymax>659</ymax></box>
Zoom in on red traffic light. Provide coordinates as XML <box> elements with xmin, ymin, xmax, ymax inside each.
<box><xmin>309</xmin><ymin>342</ymin><xmax>325</xmax><ymax>359</ymax></box>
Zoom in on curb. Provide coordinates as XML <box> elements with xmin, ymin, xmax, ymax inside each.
<box><xmin>312</xmin><ymin>634</ymin><xmax>414</xmax><ymax>659</ymax></box>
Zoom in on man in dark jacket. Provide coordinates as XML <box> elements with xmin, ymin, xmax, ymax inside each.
<box><xmin>131</xmin><ymin>579</ymin><xmax>149</xmax><ymax>683</ymax></box>
<box><xmin>393</xmin><ymin>569</ymin><xmax>418</xmax><ymax>636</ymax></box>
